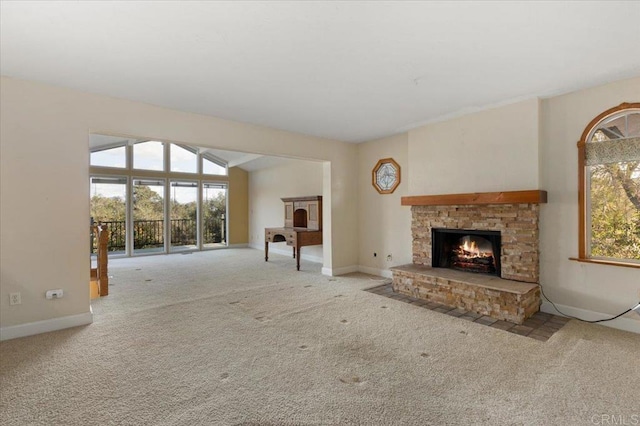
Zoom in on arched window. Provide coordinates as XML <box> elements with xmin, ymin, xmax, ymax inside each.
<box><xmin>578</xmin><ymin>103</ymin><xmax>640</xmax><ymax>266</ymax></box>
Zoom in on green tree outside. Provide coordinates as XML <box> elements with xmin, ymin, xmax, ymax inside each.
<box><xmin>590</xmin><ymin>161</ymin><xmax>640</xmax><ymax>260</ymax></box>
<box><xmin>91</xmin><ymin>185</ymin><xmax>227</xmax><ymax>251</ymax></box>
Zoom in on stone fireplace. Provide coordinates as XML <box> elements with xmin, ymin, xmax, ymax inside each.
<box><xmin>391</xmin><ymin>190</ymin><xmax>546</xmax><ymax>324</ymax></box>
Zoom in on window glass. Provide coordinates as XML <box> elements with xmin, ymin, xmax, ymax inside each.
<box><xmin>170</xmin><ymin>144</ymin><xmax>197</xmax><ymax>173</ymax></box>
<box><xmin>203</xmin><ymin>157</ymin><xmax>227</xmax><ymax>175</ymax></box>
<box><xmin>627</xmin><ymin>113</ymin><xmax>640</xmax><ymax>137</ymax></box>
<box><xmin>89</xmin><ymin>135</ymin><xmax>231</xmax><ymax>256</ymax></box>
<box><xmin>90</xmin><ymin>176</ymin><xmax>127</xmax><ymax>254</ymax></box>
<box><xmin>133</xmin><ymin>141</ymin><xmax>164</xmax><ymax>171</ymax></box>
<box><xmin>91</xmin><ymin>146</ymin><xmax>126</xmax><ymax>168</ymax></box>
<box><xmin>170</xmin><ymin>181</ymin><xmax>198</xmax><ymax>251</ymax></box>
<box><xmin>202</xmin><ymin>182</ymin><xmax>227</xmax><ymax>247</ymax></box>
<box><xmin>133</xmin><ymin>179</ymin><xmax>165</xmax><ymax>254</ymax></box>
<box><xmin>586</xmin><ymin>109</ymin><xmax>640</xmax><ymax>262</ymax></box>
<box><xmin>589</xmin><ymin>161</ymin><xmax>640</xmax><ymax>260</ymax></box>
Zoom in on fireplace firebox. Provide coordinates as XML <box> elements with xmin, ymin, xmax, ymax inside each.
<box><xmin>432</xmin><ymin>228</ymin><xmax>501</xmax><ymax>277</ymax></box>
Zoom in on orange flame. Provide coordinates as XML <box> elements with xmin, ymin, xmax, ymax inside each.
<box><xmin>462</xmin><ymin>239</ymin><xmax>480</xmax><ymax>256</ymax></box>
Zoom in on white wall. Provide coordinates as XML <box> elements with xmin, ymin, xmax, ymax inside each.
<box><xmin>248</xmin><ymin>159</ymin><xmax>325</xmax><ymax>262</ymax></box>
<box><xmin>357</xmin><ymin>133</ymin><xmax>412</xmax><ymax>277</ymax></box>
<box><xmin>539</xmin><ymin>76</ymin><xmax>640</xmax><ymax>328</ymax></box>
<box><xmin>0</xmin><ymin>76</ymin><xmax>358</xmax><ymax>334</ymax></box>
<box><xmin>408</xmin><ymin>99</ymin><xmax>540</xmax><ymax>195</ymax></box>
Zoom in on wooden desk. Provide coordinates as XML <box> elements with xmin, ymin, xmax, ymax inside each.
<box><xmin>264</xmin><ymin>227</ymin><xmax>322</xmax><ymax>271</ymax></box>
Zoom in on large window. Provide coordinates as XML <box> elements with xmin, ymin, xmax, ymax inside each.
<box><xmin>579</xmin><ymin>103</ymin><xmax>640</xmax><ymax>265</ymax></box>
<box><xmin>90</xmin><ymin>135</ymin><xmax>229</xmax><ymax>256</ymax></box>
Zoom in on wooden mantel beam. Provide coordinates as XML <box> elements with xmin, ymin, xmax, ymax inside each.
<box><xmin>401</xmin><ymin>190</ymin><xmax>547</xmax><ymax>206</ymax></box>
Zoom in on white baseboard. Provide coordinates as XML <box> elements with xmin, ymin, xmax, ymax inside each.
<box><xmin>227</xmin><ymin>243</ymin><xmax>248</xmax><ymax>248</ymax></box>
<box><xmin>250</xmin><ymin>242</ymin><xmax>323</xmax><ymax>264</ymax></box>
<box><xmin>0</xmin><ymin>310</ymin><xmax>94</xmax><ymax>341</ymax></box>
<box><xmin>541</xmin><ymin>301</ymin><xmax>640</xmax><ymax>334</ymax></box>
<box><xmin>358</xmin><ymin>265</ymin><xmax>393</xmax><ymax>279</ymax></box>
<box><xmin>321</xmin><ymin>265</ymin><xmax>393</xmax><ymax>277</ymax></box>
<box><xmin>322</xmin><ymin>265</ymin><xmax>359</xmax><ymax>276</ymax></box>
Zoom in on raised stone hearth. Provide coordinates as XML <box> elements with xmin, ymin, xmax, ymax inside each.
<box><xmin>395</xmin><ymin>190</ymin><xmax>546</xmax><ymax>324</ymax></box>
<box><xmin>391</xmin><ymin>265</ymin><xmax>540</xmax><ymax>324</ymax></box>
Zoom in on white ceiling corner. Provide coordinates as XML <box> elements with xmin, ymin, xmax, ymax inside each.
<box><xmin>226</xmin><ymin>153</ymin><xmax>264</xmax><ymax>168</ymax></box>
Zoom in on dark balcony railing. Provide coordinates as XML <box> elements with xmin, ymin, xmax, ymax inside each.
<box><xmin>170</xmin><ymin>218</ymin><xmax>196</xmax><ymax>246</ymax></box>
<box><xmin>203</xmin><ymin>218</ymin><xmax>225</xmax><ymax>244</ymax></box>
<box><xmin>91</xmin><ymin>218</ymin><xmax>225</xmax><ymax>253</ymax></box>
<box><xmin>134</xmin><ymin>219</ymin><xmax>165</xmax><ymax>249</ymax></box>
<box><xmin>99</xmin><ymin>220</ymin><xmax>127</xmax><ymax>252</ymax></box>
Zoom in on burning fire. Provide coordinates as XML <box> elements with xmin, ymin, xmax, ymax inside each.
<box><xmin>451</xmin><ymin>235</ymin><xmax>496</xmax><ymax>274</ymax></box>
<box><xmin>457</xmin><ymin>237</ymin><xmax>492</xmax><ymax>259</ymax></box>
<box><xmin>462</xmin><ymin>239</ymin><xmax>480</xmax><ymax>256</ymax></box>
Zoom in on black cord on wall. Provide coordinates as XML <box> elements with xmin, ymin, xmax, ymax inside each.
<box><xmin>539</xmin><ymin>285</ymin><xmax>637</xmax><ymax>323</ymax></box>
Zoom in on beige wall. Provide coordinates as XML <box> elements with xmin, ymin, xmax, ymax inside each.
<box><xmin>0</xmin><ymin>76</ymin><xmax>358</xmax><ymax>330</ymax></box>
<box><xmin>228</xmin><ymin>167</ymin><xmax>249</xmax><ymax>245</ymax></box>
<box><xmin>248</xmin><ymin>159</ymin><xmax>325</xmax><ymax>261</ymax></box>
<box><xmin>2</xmin><ymin>74</ymin><xmax>638</xmax><ymax>335</ymax></box>
<box><xmin>360</xmin><ymin>91</ymin><xmax>638</xmax><ymax>330</ymax></box>
<box><xmin>408</xmin><ymin>98</ymin><xmax>540</xmax><ymax>195</ymax></box>
<box><xmin>539</xmin><ymin>76</ymin><xmax>640</xmax><ymax>326</ymax></box>
<box><xmin>357</xmin><ymin>133</ymin><xmax>412</xmax><ymax>276</ymax></box>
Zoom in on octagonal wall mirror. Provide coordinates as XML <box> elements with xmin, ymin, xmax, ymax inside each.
<box><xmin>372</xmin><ymin>157</ymin><xmax>401</xmax><ymax>194</ymax></box>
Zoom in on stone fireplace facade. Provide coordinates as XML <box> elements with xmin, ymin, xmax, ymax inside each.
<box><xmin>432</xmin><ymin>228</ymin><xmax>502</xmax><ymax>277</ymax></box>
<box><xmin>391</xmin><ymin>191</ymin><xmax>545</xmax><ymax>324</ymax></box>
<box><xmin>412</xmin><ymin>203</ymin><xmax>540</xmax><ymax>283</ymax></box>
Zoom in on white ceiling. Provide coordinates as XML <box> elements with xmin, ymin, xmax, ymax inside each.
<box><xmin>204</xmin><ymin>147</ymin><xmax>314</xmax><ymax>172</ymax></box>
<box><xmin>2</xmin><ymin>2</ymin><xmax>640</xmax><ymax>142</ymax></box>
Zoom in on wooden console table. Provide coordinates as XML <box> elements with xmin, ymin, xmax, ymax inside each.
<box><xmin>264</xmin><ymin>227</ymin><xmax>323</xmax><ymax>271</ymax></box>
<box><xmin>265</xmin><ymin>196</ymin><xmax>322</xmax><ymax>271</ymax></box>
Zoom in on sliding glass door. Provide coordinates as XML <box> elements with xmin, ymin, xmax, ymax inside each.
<box><xmin>90</xmin><ymin>176</ymin><xmax>127</xmax><ymax>255</ymax></box>
<box><xmin>202</xmin><ymin>182</ymin><xmax>227</xmax><ymax>248</ymax></box>
<box><xmin>170</xmin><ymin>181</ymin><xmax>198</xmax><ymax>252</ymax></box>
<box><xmin>133</xmin><ymin>179</ymin><xmax>166</xmax><ymax>254</ymax></box>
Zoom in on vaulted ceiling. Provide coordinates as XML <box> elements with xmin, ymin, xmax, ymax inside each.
<box><xmin>2</xmin><ymin>1</ymin><xmax>640</xmax><ymax>142</ymax></box>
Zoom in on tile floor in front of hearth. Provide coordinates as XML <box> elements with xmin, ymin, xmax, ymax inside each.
<box><xmin>365</xmin><ymin>283</ymin><xmax>570</xmax><ymax>341</ymax></box>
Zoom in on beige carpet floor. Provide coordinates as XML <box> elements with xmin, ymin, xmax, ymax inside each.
<box><xmin>1</xmin><ymin>248</ymin><xmax>638</xmax><ymax>425</ymax></box>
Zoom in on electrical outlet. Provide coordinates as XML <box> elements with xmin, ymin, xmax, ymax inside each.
<box><xmin>45</xmin><ymin>289</ymin><xmax>64</xmax><ymax>300</ymax></box>
<box><xmin>9</xmin><ymin>292</ymin><xmax>21</xmax><ymax>305</ymax></box>
<box><xmin>387</xmin><ymin>254</ymin><xmax>393</xmax><ymax>262</ymax></box>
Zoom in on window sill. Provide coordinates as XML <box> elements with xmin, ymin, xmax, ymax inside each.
<box><xmin>569</xmin><ymin>257</ymin><xmax>640</xmax><ymax>269</ymax></box>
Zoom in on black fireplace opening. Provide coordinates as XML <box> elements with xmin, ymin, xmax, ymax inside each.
<box><xmin>432</xmin><ymin>228</ymin><xmax>501</xmax><ymax>277</ymax></box>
